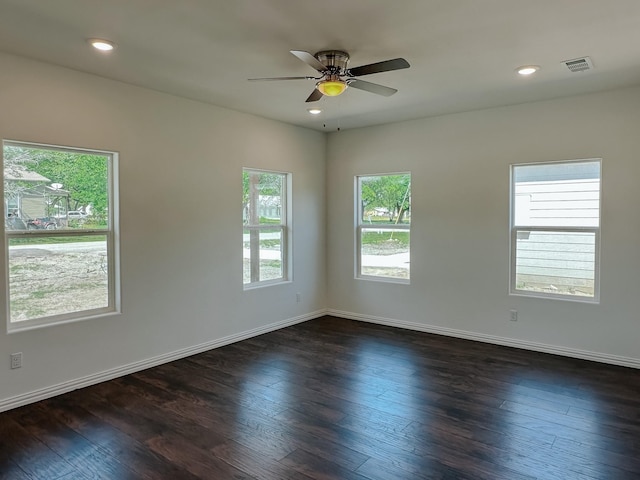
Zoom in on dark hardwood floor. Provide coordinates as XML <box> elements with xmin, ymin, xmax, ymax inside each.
<box><xmin>2</xmin><ymin>316</ymin><xmax>640</xmax><ymax>479</ymax></box>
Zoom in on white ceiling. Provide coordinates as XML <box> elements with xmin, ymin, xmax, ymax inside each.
<box><xmin>1</xmin><ymin>0</ymin><xmax>640</xmax><ymax>131</ymax></box>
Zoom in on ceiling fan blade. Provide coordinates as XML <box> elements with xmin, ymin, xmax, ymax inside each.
<box><xmin>347</xmin><ymin>58</ymin><xmax>410</xmax><ymax>77</ymax></box>
<box><xmin>305</xmin><ymin>88</ymin><xmax>323</xmax><ymax>102</ymax></box>
<box><xmin>290</xmin><ymin>50</ymin><xmax>327</xmax><ymax>72</ymax></box>
<box><xmin>348</xmin><ymin>79</ymin><xmax>398</xmax><ymax>97</ymax></box>
<box><xmin>248</xmin><ymin>76</ymin><xmax>316</xmax><ymax>81</ymax></box>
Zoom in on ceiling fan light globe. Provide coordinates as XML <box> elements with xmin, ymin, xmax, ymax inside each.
<box><xmin>317</xmin><ymin>80</ymin><xmax>347</xmax><ymax>96</ymax></box>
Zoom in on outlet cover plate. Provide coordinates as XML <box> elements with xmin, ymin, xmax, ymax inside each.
<box><xmin>10</xmin><ymin>352</ymin><xmax>22</xmax><ymax>369</ymax></box>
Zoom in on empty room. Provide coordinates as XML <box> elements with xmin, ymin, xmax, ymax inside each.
<box><xmin>1</xmin><ymin>1</ymin><xmax>639</xmax><ymax>479</ymax></box>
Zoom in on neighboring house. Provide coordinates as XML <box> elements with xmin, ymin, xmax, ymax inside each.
<box><xmin>4</xmin><ymin>167</ymin><xmax>69</xmax><ymax>219</ymax></box>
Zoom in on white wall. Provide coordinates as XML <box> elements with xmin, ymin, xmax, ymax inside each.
<box><xmin>0</xmin><ymin>53</ymin><xmax>326</xmax><ymax>409</ymax></box>
<box><xmin>2</xmin><ymin>51</ymin><xmax>639</xmax><ymax>411</ymax></box>
<box><xmin>326</xmin><ymin>86</ymin><xmax>640</xmax><ymax>366</ymax></box>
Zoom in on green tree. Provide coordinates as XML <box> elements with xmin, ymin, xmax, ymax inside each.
<box><xmin>243</xmin><ymin>170</ymin><xmax>283</xmax><ymax>224</ymax></box>
<box><xmin>3</xmin><ymin>145</ymin><xmax>40</xmax><ymax>200</ymax></box>
<box><xmin>4</xmin><ymin>145</ymin><xmax>108</xmax><ymax>215</ymax></box>
<box><xmin>360</xmin><ymin>174</ymin><xmax>411</xmax><ymax>223</ymax></box>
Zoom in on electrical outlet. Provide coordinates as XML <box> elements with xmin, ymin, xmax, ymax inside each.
<box><xmin>510</xmin><ymin>310</ymin><xmax>518</xmax><ymax>322</ymax></box>
<box><xmin>296</xmin><ymin>293</ymin><xmax>302</xmax><ymax>303</ymax></box>
<box><xmin>10</xmin><ymin>352</ymin><xmax>22</xmax><ymax>369</ymax></box>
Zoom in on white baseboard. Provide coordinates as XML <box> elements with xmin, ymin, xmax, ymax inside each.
<box><xmin>327</xmin><ymin>309</ymin><xmax>640</xmax><ymax>370</ymax></box>
<box><xmin>0</xmin><ymin>309</ymin><xmax>326</xmax><ymax>413</ymax></box>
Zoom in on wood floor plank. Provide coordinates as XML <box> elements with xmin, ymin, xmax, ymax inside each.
<box><xmin>44</xmin><ymin>397</ymin><xmax>203</xmax><ymax>480</ymax></box>
<box><xmin>0</xmin><ymin>413</ymin><xmax>79</xmax><ymax>479</ymax></box>
<box><xmin>211</xmin><ymin>439</ymin><xmax>315</xmax><ymax>480</ymax></box>
<box><xmin>356</xmin><ymin>455</ymin><xmax>478</xmax><ymax>480</ymax></box>
<box><xmin>144</xmin><ymin>433</ymin><xmax>254</xmax><ymax>479</ymax></box>
<box><xmin>552</xmin><ymin>437</ymin><xmax>640</xmax><ymax>477</ymax></box>
<box><xmin>279</xmin><ymin>448</ymin><xmax>371</xmax><ymax>480</ymax></box>
<box><xmin>0</xmin><ymin>459</ymin><xmax>31</xmax><ymax>480</ymax></box>
<box><xmin>125</xmin><ymin>370</ymin><xmax>303</xmax><ymax>462</ymax></box>
<box><xmin>8</xmin><ymin>403</ymin><xmax>143</xmax><ymax>480</ymax></box>
<box><xmin>1</xmin><ymin>315</ymin><xmax>639</xmax><ymax>479</ymax></box>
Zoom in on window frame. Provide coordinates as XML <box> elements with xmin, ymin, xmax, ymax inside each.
<box><xmin>242</xmin><ymin>168</ymin><xmax>291</xmax><ymax>289</ymax></box>
<box><xmin>3</xmin><ymin>140</ymin><xmax>120</xmax><ymax>332</ymax></box>
<box><xmin>355</xmin><ymin>172</ymin><xmax>411</xmax><ymax>284</ymax></box>
<box><xmin>509</xmin><ymin>158</ymin><xmax>601</xmax><ymax>303</ymax></box>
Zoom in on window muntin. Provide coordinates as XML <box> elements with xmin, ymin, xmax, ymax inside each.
<box><xmin>510</xmin><ymin>159</ymin><xmax>601</xmax><ymax>301</ymax></box>
<box><xmin>356</xmin><ymin>173</ymin><xmax>411</xmax><ymax>282</ymax></box>
<box><xmin>243</xmin><ymin>169</ymin><xmax>289</xmax><ymax>287</ymax></box>
<box><xmin>3</xmin><ymin>141</ymin><xmax>119</xmax><ymax>330</ymax></box>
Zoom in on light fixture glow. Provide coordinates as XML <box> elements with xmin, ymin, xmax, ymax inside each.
<box><xmin>307</xmin><ymin>108</ymin><xmax>322</xmax><ymax>115</ymax></box>
<box><xmin>88</xmin><ymin>38</ymin><xmax>116</xmax><ymax>52</ymax></box>
<box><xmin>317</xmin><ymin>80</ymin><xmax>347</xmax><ymax>97</ymax></box>
<box><xmin>516</xmin><ymin>65</ymin><xmax>540</xmax><ymax>76</ymax></box>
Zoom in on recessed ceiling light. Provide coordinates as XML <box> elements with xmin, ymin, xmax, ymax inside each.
<box><xmin>516</xmin><ymin>65</ymin><xmax>540</xmax><ymax>76</ymax></box>
<box><xmin>88</xmin><ymin>38</ymin><xmax>116</xmax><ymax>52</ymax></box>
<box><xmin>307</xmin><ymin>108</ymin><xmax>322</xmax><ymax>115</ymax></box>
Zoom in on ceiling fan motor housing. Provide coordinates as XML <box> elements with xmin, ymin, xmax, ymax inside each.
<box><xmin>315</xmin><ymin>50</ymin><xmax>350</xmax><ymax>73</ymax></box>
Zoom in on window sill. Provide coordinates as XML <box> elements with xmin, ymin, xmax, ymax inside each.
<box><xmin>7</xmin><ymin>309</ymin><xmax>122</xmax><ymax>334</ymax></box>
<box><xmin>509</xmin><ymin>289</ymin><xmax>599</xmax><ymax>304</ymax></box>
<box><xmin>356</xmin><ymin>275</ymin><xmax>410</xmax><ymax>285</ymax></box>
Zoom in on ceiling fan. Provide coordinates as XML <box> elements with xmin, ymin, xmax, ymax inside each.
<box><xmin>249</xmin><ymin>50</ymin><xmax>410</xmax><ymax>102</ymax></box>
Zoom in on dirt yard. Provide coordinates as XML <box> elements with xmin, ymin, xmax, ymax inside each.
<box><xmin>9</xmin><ymin>244</ymin><xmax>108</xmax><ymax>322</ymax></box>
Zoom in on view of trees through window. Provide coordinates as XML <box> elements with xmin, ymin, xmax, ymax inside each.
<box><xmin>242</xmin><ymin>169</ymin><xmax>287</xmax><ymax>286</ymax></box>
<box><xmin>358</xmin><ymin>173</ymin><xmax>411</xmax><ymax>281</ymax></box>
<box><xmin>3</xmin><ymin>142</ymin><xmax>116</xmax><ymax>326</ymax></box>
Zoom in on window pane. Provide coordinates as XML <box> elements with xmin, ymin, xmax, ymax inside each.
<box><xmin>361</xmin><ymin>228</ymin><xmax>410</xmax><ymax>280</ymax></box>
<box><xmin>243</xmin><ymin>171</ymin><xmax>284</xmax><ymax>226</ymax></box>
<box><xmin>357</xmin><ymin>173</ymin><xmax>411</xmax><ymax>282</ymax></box>
<box><xmin>515</xmin><ymin>230</ymin><xmax>595</xmax><ymax>297</ymax></box>
<box><xmin>8</xmin><ymin>235</ymin><xmax>109</xmax><ymax>322</ymax></box>
<box><xmin>243</xmin><ymin>168</ymin><xmax>288</xmax><ymax>287</ymax></box>
<box><xmin>359</xmin><ymin>174</ymin><xmax>411</xmax><ymax>225</ymax></box>
<box><xmin>3</xmin><ymin>144</ymin><xmax>109</xmax><ymax>230</ymax></box>
<box><xmin>513</xmin><ymin>161</ymin><xmax>600</xmax><ymax>228</ymax></box>
<box><xmin>243</xmin><ymin>227</ymin><xmax>284</xmax><ymax>284</ymax></box>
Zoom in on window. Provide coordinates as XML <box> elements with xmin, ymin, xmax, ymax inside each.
<box><xmin>356</xmin><ymin>173</ymin><xmax>411</xmax><ymax>282</ymax></box>
<box><xmin>3</xmin><ymin>141</ymin><xmax>119</xmax><ymax>331</ymax></box>
<box><xmin>243</xmin><ymin>169</ymin><xmax>289</xmax><ymax>287</ymax></box>
<box><xmin>510</xmin><ymin>159</ymin><xmax>601</xmax><ymax>302</ymax></box>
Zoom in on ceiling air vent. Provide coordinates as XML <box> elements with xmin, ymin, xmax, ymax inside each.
<box><xmin>563</xmin><ymin>56</ymin><xmax>594</xmax><ymax>72</ymax></box>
